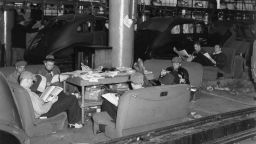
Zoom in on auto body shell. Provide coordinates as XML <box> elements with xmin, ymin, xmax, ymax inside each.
<box><xmin>25</xmin><ymin>14</ymin><xmax>108</xmax><ymax>64</ymax></box>
<box><xmin>134</xmin><ymin>16</ymin><xmax>220</xmax><ymax>60</ymax></box>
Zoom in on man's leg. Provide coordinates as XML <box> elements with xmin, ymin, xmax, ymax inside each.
<box><xmin>42</xmin><ymin>92</ymin><xmax>81</xmax><ymax>124</ymax></box>
<box><xmin>101</xmin><ymin>99</ymin><xmax>117</xmax><ymax>121</ymax></box>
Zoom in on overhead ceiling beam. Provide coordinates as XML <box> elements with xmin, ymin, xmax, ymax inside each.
<box><xmin>3</xmin><ymin>0</ymin><xmax>102</xmax><ymax>5</ymax></box>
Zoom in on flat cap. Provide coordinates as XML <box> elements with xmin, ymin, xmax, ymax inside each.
<box><xmin>44</xmin><ymin>55</ymin><xmax>55</xmax><ymax>62</ymax></box>
<box><xmin>15</xmin><ymin>60</ymin><xmax>27</xmax><ymax>67</ymax></box>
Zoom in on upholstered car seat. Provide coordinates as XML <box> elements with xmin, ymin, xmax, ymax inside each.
<box><xmin>203</xmin><ymin>47</ymin><xmax>244</xmax><ymax>80</ymax></box>
<box><xmin>143</xmin><ymin>59</ymin><xmax>203</xmax><ymax>88</ymax></box>
<box><xmin>9</xmin><ymin>81</ymin><xmax>67</xmax><ymax>137</ymax></box>
<box><xmin>93</xmin><ymin>84</ymin><xmax>190</xmax><ymax>138</ymax></box>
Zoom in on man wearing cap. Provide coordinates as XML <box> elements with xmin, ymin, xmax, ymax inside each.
<box><xmin>37</xmin><ymin>55</ymin><xmax>69</xmax><ymax>87</ymax></box>
<box><xmin>19</xmin><ymin>71</ymin><xmax>83</xmax><ymax>128</ymax></box>
<box><xmin>7</xmin><ymin>60</ymin><xmax>27</xmax><ymax>84</ymax></box>
<box><xmin>159</xmin><ymin>57</ymin><xmax>190</xmax><ymax>85</ymax></box>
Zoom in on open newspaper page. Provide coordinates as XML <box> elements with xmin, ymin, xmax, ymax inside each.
<box><xmin>101</xmin><ymin>93</ymin><xmax>119</xmax><ymax>106</ymax></box>
<box><xmin>203</xmin><ymin>52</ymin><xmax>212</xmax><ymax>59</ymax></box>
<box><xmin>40</xmin><ymin>86</ymin><xmax>63</xmax><ymax>102</ymax></box>
<box><xmin>51</xmin><ymin>74</ymin><xmax>69</xmax><ymax>83</ymax></box>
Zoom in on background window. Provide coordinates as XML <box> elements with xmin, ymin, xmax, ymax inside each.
<box><xmin>171</xmin><ymin>25</ymin><xmax>180</xmax><ymax>34</ymax></box>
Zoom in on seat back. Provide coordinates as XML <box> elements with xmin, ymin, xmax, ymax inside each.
<box><xmin>201</xmin><ymin>47</ymin><xmax>240</xmax><ymax>80</ymax></box>
<box><xmin>9</xmin><ymin>82</ymin><xmax>36</xmax><ymax>136</ymax></box>
<box><xmin>221</xmin><ymin>47</ymin><xmax>236</xmax><ymax>75</ymax></box>
<box><xmin>144</xmin><ymin>59</ymin><xmax>203</xmax><ymax>87</ymax></box>
<box><xmin>252</xmin><ymin>40</ymin><xmax>256</xmax><ymax>82</ymax></box>
<box><xmin>0</xmin><ymin>73</ymin><xmax>22</xmax><ymax>129</ymax></box>
<box><xmin>115</xmin><ymin>84</ymin><xmax>190</xmax><ymax>137</ymax></box>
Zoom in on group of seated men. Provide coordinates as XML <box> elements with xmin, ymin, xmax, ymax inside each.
<box><xmin>174</xmin><ymin>42</ymin><xmax>227</xmax><ymax>70</ymax></box>
<box><xmin>7</xmin><ymin>52</ymin><xmax>192</xmax><ymax>130</ymax></box>
<box><xmin>101</xmin><ymin>56</ymin><xmax>190</xmax><ymax>124</ymax></box>
<box><xmin>8</xmin><ymin>55</ymin><xmax>83</xmax><ymax>129</ymax></box>
<box><xmin>7</xmin><ymin>42</ymin><xmax>224</xmax><ymax>130</ymax></box>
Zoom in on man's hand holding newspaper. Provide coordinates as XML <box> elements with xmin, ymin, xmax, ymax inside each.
<box><xmin>40</xmin><ymin>86</ymin><xmax>63</xmax><ymax>102</ymax></box>
<box><xmin>51</xmin><ymin>74</ymin><xmax>70</xmax><ymax>84</ymax></box>
<box><xmin>47</xmin><ymin>95</ymin><xmax>58</xmax><ymax>103</ymax></box>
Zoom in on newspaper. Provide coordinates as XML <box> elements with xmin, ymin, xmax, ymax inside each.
<box><xmin>203</xmin><ymin>52</ymin><xmax>216</xmax><ymax>64</ymax></box>
<box><xmin>203</xmin><ymin>52</ymin><xmax>212</xmax><ymax>59</ymax></box>
<box><xmin>40</xmin><ymin>86</ymin><xmax>63</xmax><ymax>102</ymax></box>
<box><xmin>51</xmin><ymin>74</ymin><xmax>69</xmax><ymax>83</ymax></box>
<box><xmin>101</xmin><ymin>93</ymin><xmax>119</xmax><ymax>106</ymax></box>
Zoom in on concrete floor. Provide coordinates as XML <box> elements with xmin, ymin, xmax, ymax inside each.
<box><xmin>30</xmin><ymin>81</ymin><xmax>256</xmax><ymax>144</ymax></box>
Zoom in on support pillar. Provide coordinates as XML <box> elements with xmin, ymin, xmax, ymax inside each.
<box><xmin>3</xmin><ymin>9</ymin><xmax>14</xmax><ymax>66</ymax></box>
<box><xmin>109</xmin><ymin>0</ymin><xmax>137</xmax><ymax>67</ymax></box>
<box><xmin>0</xmin><ymin>9</ymin><xmax>4</xmax><ymax>66</ymax></box>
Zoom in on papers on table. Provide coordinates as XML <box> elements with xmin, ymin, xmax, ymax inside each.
<box><xmin>102</xmin><ymin>93</ymin><xmax>119</xmax><ymax>106</ymax></box>
<box><xmin>80</xmin><ymin>72</ymin><xmax>105</xmax><ymax>82</ymax></box>
<box><xmin>62</xmin><ymin>70</ymin><xmax>84</xmax><ymax>77</ymax></box>
<box><xmin>63</xmin><ymin>66</ymin><xmax>152</xmax><ymax>82</ymax></box>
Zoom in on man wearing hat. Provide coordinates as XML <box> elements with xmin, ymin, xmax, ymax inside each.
<box><xmin>159</xmin><ymin>56</ymin><xmax>190</xmax><ymax>85</ymax></box>
<box><xmin>7</xmin><ymin>60</ymin><xmax>27</xmax><ymax>84</ymax></box>
<box><xmin>37</xmin><ymin>55</ymin><xmax>69</xmax><ymax>87</ymax></box>
<box><xmin>19</xmin><ymin>71</ymin><xmax>83</xmax><ymax>128</ymax></box>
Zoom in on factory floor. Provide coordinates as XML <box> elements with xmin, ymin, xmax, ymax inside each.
<box><xmin>30</xmin><ymin>79</ymin><xmax>256</xmax><ymax>144</ymax></box>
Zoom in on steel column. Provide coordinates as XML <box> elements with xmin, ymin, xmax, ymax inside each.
<box><xmin>3</xmin><ymin>9</ymin><xmax>14</xmax><ymax>66</ymax></box>
<box><xmin>109</xmin><ymin>0</ymin><xmax>137</xmax><ymax>67</ymax></box>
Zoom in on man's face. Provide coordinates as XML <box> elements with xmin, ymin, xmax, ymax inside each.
<box><xmin>173</xmin><ymin>62</ymin><xmax>181</xmax><ymax>70</ymax></box>
<box><xmin>194</xmin><ymin>44</ymin><xmax>201</xmax><ymax>52</ymax></box>
<box><xmin>44</xmin><ymin>61</ymin><xmax>55</xmax><ymax>71</ymax></box>
<box><xmin>214</xmin><ymin>45</ymin><xmax>221</xmax><ymax>52</ymax></box>
<box><xmin>16</xmin><ymin>66</ymin><xmax>25</xmax><ymax>74</ymax></box>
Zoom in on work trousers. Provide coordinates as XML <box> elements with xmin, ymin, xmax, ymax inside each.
<box><xmin>42</xmin><ymin>92</ymin><xmax>81</xmax><ymax>124</ymax></box>
<box><xmin>101</xmin><ymin>99</ymin><xmax>117</xmax><ymax>121</ymax></box>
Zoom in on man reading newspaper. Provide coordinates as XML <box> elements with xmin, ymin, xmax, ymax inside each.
<box><xmin>37</xmin><ymin>55</ymin><xmax>78</xmax><ymax>93</ymax></box>
<box><xmin>20</xmin><ymin>71</ymin><xmax>83</xmax><ymax>128</ymax></box>
<box><xmin>37</xmin><ymin>55</ymin><xmax>69</xmax><ymax>86</ymax></box>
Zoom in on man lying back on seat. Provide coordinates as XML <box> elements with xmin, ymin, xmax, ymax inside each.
<box><xmin>134</xmin><ymin>57</ymin><xmax>190</xmax><ymax>86</ymax></box>
<box><xmin>19</xmin><ymin>71</ymin><xmax>83</xmax><ymax>128</ymax></box>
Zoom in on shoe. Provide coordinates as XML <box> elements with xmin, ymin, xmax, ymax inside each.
<box><xmin>69</xmin><ymin>123</ymin><xmax>83</xmax><ymax>129</ymax></box>
<box><xmin>133</xmin><ymin>58</ymin><xmax>145</xmax><ymax>74</ymax></box>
